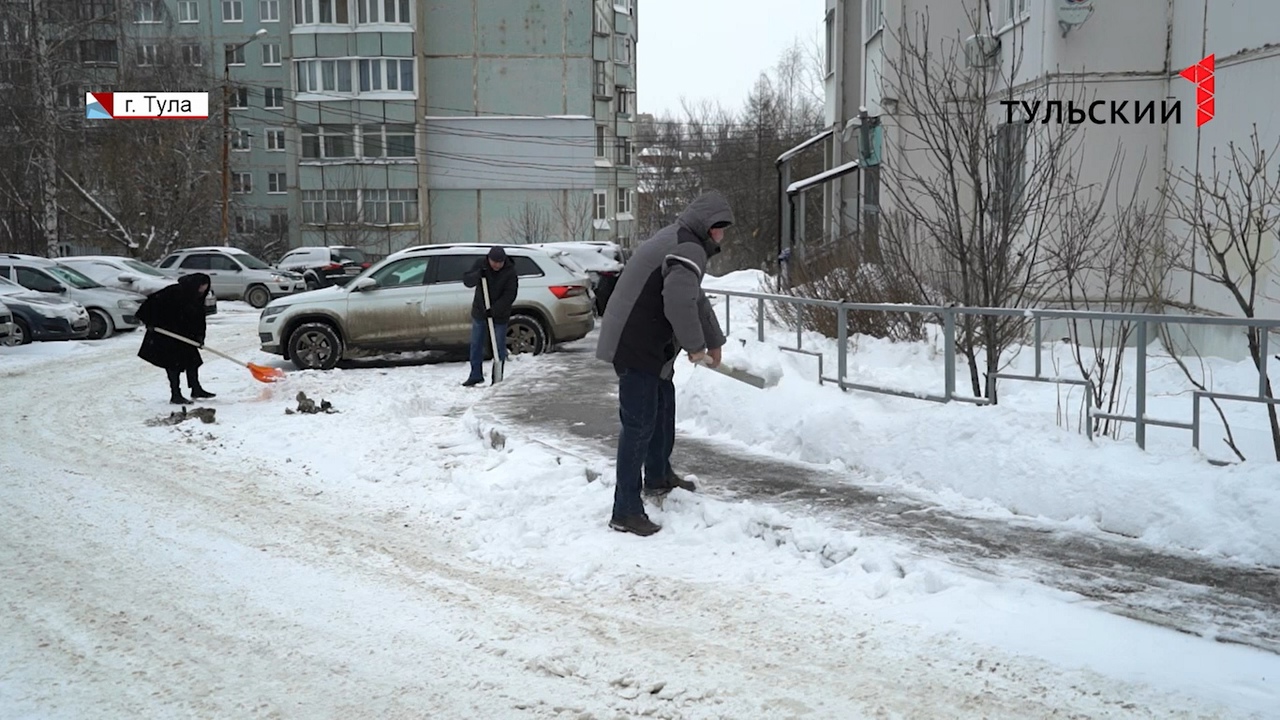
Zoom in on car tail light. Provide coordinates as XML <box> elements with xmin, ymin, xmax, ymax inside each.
<box><xmin>548</xmin><ymin>285</ymin><xmax>587</xmax><ymax>299</ymax></box>
<box><xmin>324</xmin><ymin>263</ymin><xmax>343</xmax><ymax>270</ymax></box>
<box><xmin>361</xmin><ymin>262</ymin><xmax>371</xmax><ymax>268</ymax></box>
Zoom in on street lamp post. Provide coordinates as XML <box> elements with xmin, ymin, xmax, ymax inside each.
<box><xmin>221</xmin><ymin>29</ymin><xmax>268</xmax><ymax>247</ymax></box>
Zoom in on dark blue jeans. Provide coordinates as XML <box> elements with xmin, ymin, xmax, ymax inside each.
<box><xmin>468</xmin><ymin>317</ymin><xmax>507</xmax><ymax>380</ymax></box>
<box><xmin>612</xmin><ymin>365</ymin><xmax>676</xmax><ymax>518</ymax></box>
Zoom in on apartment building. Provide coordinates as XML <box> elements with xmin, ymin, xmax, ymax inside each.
<box><xmin>13</xmin><ymin>0</ymin><xmax>638</xmax><ymax>257</ymax></box>
<box><xmin>811</xmin><ymin>0</ymin><xmax>1279</xmax><ymax>325</ymax></box>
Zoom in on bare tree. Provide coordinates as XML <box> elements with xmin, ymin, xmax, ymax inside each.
<box><xmin>503</xmin><ymin>201</ymin><xmax>553</xmax><ymax>244</ymax></box>
<box><xmin>1042</xmin><ymin>149</ymin><xmax>1177</xmax><ymax>438</ymax></box>
<box><xmin>876</xmin><ymin>5</ymin><xmax>1094</xmax><ymax>402</ymax></box>
<box><xmin>1165</xmin><ymin>125</ymin><xmax>1280</xmax><ymax>460</ymax></box>
<box><xmin>553</xmin><ymin>190</ymin><xmax>595</xmax><ymax>243</ymax></box>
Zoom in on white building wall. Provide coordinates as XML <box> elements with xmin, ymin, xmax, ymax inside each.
<box><xmin>829</xmin><ymin>0</ymin><xmax>1280</xmax><ymax>355</ymax></box>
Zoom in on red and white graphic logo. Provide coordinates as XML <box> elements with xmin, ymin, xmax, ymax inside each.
<box><xmin>1179</xmin><ymin>54</ymin><xmax>1215</xmax><ymax>127</ymax></box>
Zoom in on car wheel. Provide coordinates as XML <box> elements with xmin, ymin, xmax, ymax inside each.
<box><xmin>245</xmin><ymin>284</ymin><xmax>271</xmax><ymax>308</ymax></box>
<box><xmin>304</xmin><ymin>274</ymin><xmax>320</xmax><ymax>291</ymax></box>
<box><xmin>288</xmin><ymin>322</ymin><xmax>342</xmax><ymax>370</ymax></box>
<box><xmin>87</xmin><ymin>309</ymin><xmax>115</xmax><ymax>340</ymax></box>
<box><xmin>505</xmin><ymin>314</ymin><xmax>547</xmax><ymax>356</ymax></box>
<box><xmin>9</xmin><ymin>317</ymin><xmax>30</xmax><ymax>346</ymax></box>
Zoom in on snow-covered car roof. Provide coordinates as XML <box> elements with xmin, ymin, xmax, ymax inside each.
<box><xmin>525</xmin><ymin>242</ymin><xmax>624</xmax><ymax>274</ymax></box>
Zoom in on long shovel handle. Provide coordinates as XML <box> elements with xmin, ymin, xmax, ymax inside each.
<box><xmin>481</xmin><ymin>277</ymin><xmax>504</xmax><ymax>383</ymax></box>
<box><xmin>151</xmin><ymin>326</ymin><xmax>244</xmax><ymax>367</ymax></box>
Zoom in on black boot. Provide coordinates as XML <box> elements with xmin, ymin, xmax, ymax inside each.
<box><xmin>168</xmin><ymin>369</ymin><xmax>191</xmax><ymax>405</ymax></box>
<box><xmin>644</xmin><ymin>470</ymin><xmax>696</xmax><ymax>496</ymax></box>
<box><xmin>609</xmin><ymin>513</ymin><xmax>662</xmax><ymax>536</ymax></box>
<box><xmin>188</xmin><ymin>366</ymin><xmax>215</xmax><ymax>399</ymax></box>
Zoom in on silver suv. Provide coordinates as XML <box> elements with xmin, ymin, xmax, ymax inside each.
<box><xmin>156</xmin><ymin>246</ymin><xmax>306</xmax><ymax>308</ymax></box>
<box><xmin>258</xmin><ymin>243</ymin><xmax>595</xmax><ymax>370</ymax></box>
<box><xmin>0</xmin><ymin>253</ymin><xmax>145</xmax><ymax>340</ymax></box>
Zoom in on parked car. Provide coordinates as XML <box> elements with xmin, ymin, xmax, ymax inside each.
<box><xmin>258</xmin><ymin>243</ymin><xmax>595</xmax><ymax>371</ymax></box>
<box><xmin>0</xmin><ymin>276</ymin><xmax>91</xmax><ymax>345</ymax></box>
<box><xmin>155</xmin><ymin>246</ymin><xmax>306</xmax><ymax>309</ymax></box>
<box><xmin>525</xmin><ymin>241</ymin><xmax>626</xmax><ymax>315</ymax></box>
<box><xmin>59</xmin><ymin>255</ymin><xmax>217</xmax><ymax>315</ymax></box>
<box><xmin>0</xmin><ymin>253</ymin><xmax>145</xmax><ymax>340</ymax></box>
<box><xmin>275</xmin><ymin>245</ymin><xmax>372</xmax><ymax>290</ymax></box>
<box><xmin>0</xmin><ymin>299</ymin><xmax>12</xmax><ymax>345</ymax></box>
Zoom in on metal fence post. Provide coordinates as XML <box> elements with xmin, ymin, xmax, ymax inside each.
<box><xmin>1192</xmin><ymin>391</ymin><xmax>1202</xmax><ymax>450</ymax></box>
<box><xmin>1259</xmin><ymin>329</ymin><xmax>1270</xmax><ymax>398</ymax></box>
<box><xmin>757</xmin><ymin>298</ymin><xmax>765</xmax><ymax>343</ymax></box>
<box><xmin>1034</xmin><ymin>315</ymin><xmax>1043</xmax><ymax>379</ymax></box>
<box><xmin>1136</xmin><ymin>320</ymin><xmax>1148</xmax><ymax>450</ymax></box>
<box><xmin>837</xmin><ymin>305</ymin><xmax>848</xmax><ymax>389</ymax></box>
<box><xmin>943</xmin><ymin>309</ymin><xmax>956</xmax><ymax>401</ymax></box>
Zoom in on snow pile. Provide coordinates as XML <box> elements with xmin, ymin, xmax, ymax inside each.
<box><xmin>691</xmin><ymin>270</ymin><xmax>1280</xmax><ymax>566</ymax></box>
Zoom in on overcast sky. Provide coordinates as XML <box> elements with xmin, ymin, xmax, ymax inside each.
<box><xmin>635</xmin><ymin>0</ymin><xmax>827</xmax><ymax>117</ymax></box>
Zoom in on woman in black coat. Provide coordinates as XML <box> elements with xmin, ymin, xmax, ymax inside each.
<box><xmin>136</xmin><ymin>272</ymin><xmax>215</xmax><ymax>404</ymax></box>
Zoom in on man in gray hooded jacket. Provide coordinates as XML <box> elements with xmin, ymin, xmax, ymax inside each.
<box><xmin>595</xmin><ymin>191</ymin><xmax>734</xmax><ymax>536</ymax></box>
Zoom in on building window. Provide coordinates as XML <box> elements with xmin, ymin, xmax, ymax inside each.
<box><xmin>264</xmin><ymin>87</ymin><xmax>284</xmax><ymax>108</ymax></box>
<box><xmin>361</xmin><ymin>124</ymin><xmax>415</xmax><ymax>158</ymax></box>
<box><xmin>615</xmin><ymin>137</ymin><xmax>631</xmax><ymax>166</ymax></box>
<box><xmin>994</xmin><ymin>123</ymin><xmax>1027</xmax><ymax>223</ymax></box>
<box><xmin>294</xmin><ymin>0</ymin><xmax>350</xmax><ymax>25</ymax></box>
<box><xmin>223</xmin><ymin>0</ymin><xmax>243</xmax><ymax>22</ymax></box>
<box><xmin>616</xmin><ymin>87</ymin><xmax>632</xmax><ymax>115</ymax></box>
<box><xmin>361</xmin><ymin>189</ymin><xmax>417</xmax><ymax>224</ymax></box>
<box><xmin>235</xmin><ymin>214</ymin><xmax>256</xmax><ymax>234</ymax></box>
<box><xmin>593</xmin><ymin>190</ymin><xmax>607</xmax><ymax>221</ymax></box>
<box><xmin>233</xmin><ymin>129</ymin><xmax>251</xmax><ymax>150</ymax></box>
<box><xmin>594</xmin><ymin>61</ymin><xmax>608</xmax><ymax>97</ymax></box>
<box><xmin>613</xmin><ymin>35</ymin><xmax>632</xmax><ymax>65</ymax></box>
<box><xmin>300</xmin><ymin>124</ymin><xmax>355</xmax><ymax>159</ymax></box>
<box><xmin>864</xmin><ymin>0</ymin><xmax>883</xmax><ymax>38</ymax></box>
<box><xmin>268</xmin><ymin>172</ymin><xmax>287</xmax><ymax>193</ymax></box>
<box><xmin>595</xmin><ymin>125</ymin><xmax>607</xmax><ymax>158</ymax></box>
<box><xmin>182</xmin><ymin>44</ymin><xmax>202</xmax><ymax>66</ymax></box>
<box><xmin>232</xmin><ymin>173</ymin><xmax>252</xmax><ymax>194</ymax></box>
<box><xmin>614</xmin><ymin>0</ymin><xmax>633</xmax><ymax>14</ymax></box>
<box><xmin>357</xmin><ymin>0</ymin><xmax>410</xmax><ymax>24</ymax></box>
<box><xmin>265</xmin><ymin>128</ymin><xmax>285</xmax><ymax>150</ymax></box>
<box><xmin>229</xmin><ymin>87</ymin><xmax>249</xmax><ymax>108</ymax></box>
<box><xmin>78</xmin><ymin>1</ymin><xmax>114</xmax><ymax>21</ymax></box>
<box><xmin>137</xmin><ymin>44</ymin><xmax>159</xmax><ymax>66</ymax></box>
<box><xmin>301</xmin><ymin>190</ymin><xmax>324</xmax><ymax>223</ymax></box>
<box><xmin>80</xmin><ymin>40</ymin><xmax>118</xmax><ymax>65</ymax></box>
<box><xmin>358</xmin><ymin>58</ymin><xmax>414</xmax><ymax>92</ymax></box>
<box><xmin>134</xmin><ymin>0</ymin><xmax>161</xmax><ymax>23</ymax></box>
<box><xmin>225</xmin><ymin>44</ymin><xmax>245</xmax><ymax>66</ymax></box>
<box><xmin>269</xmin><ymin>212</ymin><xmax>288</xmax><ymax>232</ymax></box>
<box><xmin>323</xmin><ymin>189</ymin><xmax>359</xmax><ymax>223</ymax></box>
<box><xmin>824</xmin><ymin>10</ymin><xmax>835</xmax><ymax>76</ymax></box>
<box><xmin>616</xmin><ymin>188</ymin><xmax>631</xmax><ymax>216</ymax></box>
<box><xmin>178</xmin><ymin>0</ymin><xmax>199</xmax><ymax>21</ymax></box>
<box><xmin>260</xmin><ymin>0</ymin><xmax>280</xmax><ymax>21</ymax></box>
<box><xmin>262</xmin><ymin>43</ymin><xmax>280</xmax><ymax>65</ymax></box>
<box><xmin>1002</xmin><ymin>0</ymin><xmax>1029</xmax><ymax>25</ymax></box>
<box><xmin>594</xmin><ymin>6</ymin><xmax>610</xmax><ymax>35</ymax></box>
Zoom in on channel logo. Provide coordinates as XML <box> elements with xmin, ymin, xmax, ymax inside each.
<box><xmin>85</xmin><ymin>92</ymin><xmax>210</xmax><ymax>120</ymax></box>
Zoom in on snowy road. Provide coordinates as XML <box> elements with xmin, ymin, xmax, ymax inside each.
<box><xmin>482</xmin><ymin>339</ymin><xmax>1280</xmax><ymax>656</ymax></box>
<box><xmin>2</xmin><ymin>305</ymin><xmax>1276</xmax><ymax>718</ymax></box>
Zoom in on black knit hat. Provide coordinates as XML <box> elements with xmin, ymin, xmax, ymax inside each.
<box><xmin>488</xmin><ymin>246</ymin><xmax>508</xmax><ymax>262</ymax></box>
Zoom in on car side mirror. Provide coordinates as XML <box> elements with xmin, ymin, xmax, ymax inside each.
<box><xmin>352</xmin><ymin>277</ymin><xmax>377</xmax><ymax>292</ymax></box>
<box><xmin>53</xmin><ymin>284</ymin><xmax>67</xmax><ymax>293</ymax></box>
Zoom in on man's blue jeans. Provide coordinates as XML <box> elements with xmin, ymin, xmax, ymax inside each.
<box><xmin>612</xmin><ymin>365</ymin><xmax>676</xmax><ymax>518</ymax></box>
<box><xmin>468</xmin><ymin>317</ymin><xmax>507</xmax><ymax>380</ymax></box>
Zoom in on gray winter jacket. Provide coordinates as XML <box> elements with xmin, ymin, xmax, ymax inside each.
<box><xmin>595</xmin><ymin>191</ymin><xmax>733</xmax><ymax>378</ymax></box>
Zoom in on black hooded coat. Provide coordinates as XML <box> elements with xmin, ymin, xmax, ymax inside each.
<box><xmin>136</xmin><ymin>273</ymin><xmax>210</xmax><ymax>370</ymax></box>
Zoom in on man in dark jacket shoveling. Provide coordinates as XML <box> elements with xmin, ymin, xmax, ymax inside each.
<box><xmin>462</xmin><ymin>246</ymin><xmax>518</xmax><ymax>386</ymax></box>
<box><xmin>596</xmin><ymin>191</ymin><xmax>733</xmax><ymax>536</ymax></box>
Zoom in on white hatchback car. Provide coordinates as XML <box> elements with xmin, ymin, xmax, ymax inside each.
<box><xmin>258</xmin><ymin>243</ymin><xmax>595</xmax><ymax>370</ymax></box>
<box><xmin>0</xmin><ymin>253</ymin><xmax>146</xmax><ymax>339</ymax></box>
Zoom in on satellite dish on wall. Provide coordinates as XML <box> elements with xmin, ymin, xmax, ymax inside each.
<box><xmin>1057</xmin><ymin>0</ymin><xmax>1094</xmax><ymax>38</ymax></box>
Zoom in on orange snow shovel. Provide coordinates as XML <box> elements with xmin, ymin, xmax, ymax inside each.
<box><xmin>152</xmin><ymin>326</ymin><xmax>286</xmax><ymax>383</ymax></box>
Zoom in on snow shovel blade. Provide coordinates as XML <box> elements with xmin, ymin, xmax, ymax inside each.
<box><xmin>699</xmin><ymin>359</ymin><xmax>774</xmax><ymax>389</ymax></box>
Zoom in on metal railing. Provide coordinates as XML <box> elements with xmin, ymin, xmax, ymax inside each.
<box><xmin>704</xmin><ymin>285</ymin><xmax>1280</xmax><ymax>456</ymax></box>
